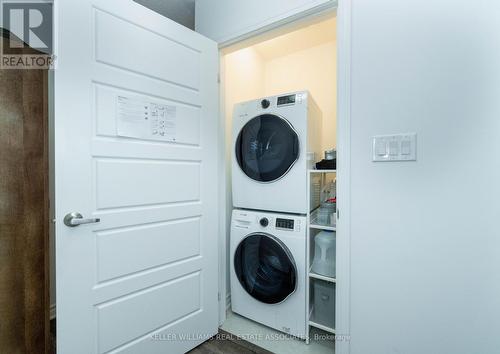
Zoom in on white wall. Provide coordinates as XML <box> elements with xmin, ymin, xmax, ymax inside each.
<box><xmin>348</xmin><ymin>1</ymin><xmax>500</xmax><ymax>353</ymax></box>
<box><xmin>264</xmin><ymin>41</ymin><xmax>337</xmax><ymax>151</ymax></box>
<box><xmin>196</xmin><ymin>0</ymin><xmax>335</xmax><ymax>45</ymax></box>
<box><xmin>134</xmin><ymin>0</ymin><xmax>195</xmax><ymax>30</ymax></box>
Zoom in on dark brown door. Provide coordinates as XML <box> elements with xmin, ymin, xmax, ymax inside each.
<box><xmin>0</xmin><ymin>32</ymin><xmax>49</xmax><ymax>354</ymax></box>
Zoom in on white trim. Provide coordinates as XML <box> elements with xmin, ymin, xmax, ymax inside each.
<box><xmin>335</xmin><ymin>0</ymin><xmax>352</xmax><ymax>353</ymax></box>
<box><xmin>217</xmin><ymin>1</ymin><xmax>338</xmax><ymax>48</ymax></box>
<box><xmin>218</xmin><ymin>54</ymin><xmax>227</xmax><ymax>326</ymax></box>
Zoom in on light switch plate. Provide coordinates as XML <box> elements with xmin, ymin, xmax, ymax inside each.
<box><xmin>372</xmin><ymin>133</ymin><xmax>417</xmax><ymax>162</ymax></box>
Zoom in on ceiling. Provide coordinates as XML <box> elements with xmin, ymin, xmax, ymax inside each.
<box><xmin>134</xmin><ymin>0</ymin><xmax>195</xmax><ymax>30</ymax></box>
<box><xmin>253</xmin><ymin>17</ymin><xmax>337</xmax><ymax>61</ymax></box>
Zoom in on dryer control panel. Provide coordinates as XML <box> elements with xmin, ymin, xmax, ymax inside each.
<box><xmin>277</xmin><ymin>94</ymin><xmax>296</xmax><ymax>106</ymax></box>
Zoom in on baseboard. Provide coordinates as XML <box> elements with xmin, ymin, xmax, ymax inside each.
<box><xmin>50</xmin><ymin>303</ymin><xmax>56</xmax><ymax>320</ymax></box>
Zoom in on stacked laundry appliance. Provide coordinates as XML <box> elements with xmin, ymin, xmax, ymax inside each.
<box><xmin>230</xmin><ymin>91</ymin><xmax>322</xmax><ymax>339</ymax></box>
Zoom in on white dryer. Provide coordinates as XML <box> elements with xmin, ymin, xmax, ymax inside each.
<box><xmin>232</xmin><ymin>91</ymin><xmax>322</xmax><ymax>214</ymax></box>
<box><xmin>230</xmin><ymin>209</ymin><xmax>307</xmax><ymax>339</ymax></box>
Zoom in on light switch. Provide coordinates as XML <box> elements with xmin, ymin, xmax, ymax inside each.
<box><xmin>375</xmin><ymin>140</ymin><xmax>388</xmax><ymax>157</ymax></box>
<box><xmin>388</xmin><ymin>140</ymin><xmax>399</xmax><ymax>156</ymax></box>
<box><xmin>401</xmin><ymin>139</ymin><xmax>411</xmax><ymax>155</ymax></box>
<box><xmin>372</xmin><ymin>133</ymin><xmax>417</xmax><ymax>162</ymax></box>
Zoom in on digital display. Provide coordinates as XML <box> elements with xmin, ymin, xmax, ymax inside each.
<box><xmin>276</xmin><ymin>218</ymin><xmax>294</xmax><ymax>230</ymax></box>
<box><xmin>277</xmin><ymin>94</ymin><xmax>296</xmax><ymax>106</ymax></box>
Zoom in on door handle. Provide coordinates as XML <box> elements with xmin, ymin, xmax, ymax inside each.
<box><xmin>63</xmin><ymin>212</ymin><xmax>100</xmax><ymax>227</ymax></box>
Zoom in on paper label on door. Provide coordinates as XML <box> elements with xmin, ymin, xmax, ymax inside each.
<box><xmin>116</xmin><ymin>95</ymin><xmax>177</xmax><ymax>142</ymax></box>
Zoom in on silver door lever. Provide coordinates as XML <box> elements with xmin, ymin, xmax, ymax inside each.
<box><xmin>64</xmin><ymin>212</ymin><xmax>100</xmax><ymax>227</ymax></box>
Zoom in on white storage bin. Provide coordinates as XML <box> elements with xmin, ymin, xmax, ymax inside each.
<box><xmin>313</xmin><ymin>280</ymin><xmax>335</xmax><ymax>329</ymax></box>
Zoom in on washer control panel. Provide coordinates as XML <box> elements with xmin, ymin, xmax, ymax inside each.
<box><xmin>233</xmin><ymin>211</ymin><xmax>302</xmax><ymax>232</ymax></box>
<box><xmin>276</xmin><ymin>218</ymin><xmax>295</xmax><ymax>230</ymax></box>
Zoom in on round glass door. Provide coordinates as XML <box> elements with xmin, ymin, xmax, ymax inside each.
<box><xmin>234</xmin><ymin>233</ymin><xmax>297</xmax><ymax>304</ymax></box>
<box><xmin>235</xmin><ymin>114</ymin><xmax>299</xmax><ymax>182</ymax></box>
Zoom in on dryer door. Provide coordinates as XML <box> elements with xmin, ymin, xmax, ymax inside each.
<box><xmin>234</xmin><ymin>233</ymin><xmax>297</xmax><ymax>304</ymax></box>
<box><xmin>235</xmin><ymin>114</ymin><xmax>299</xmax><ymax>182</ymax></box>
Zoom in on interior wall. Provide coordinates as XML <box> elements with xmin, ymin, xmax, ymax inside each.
<box><xmin>223</xmin><ymin>47</ymin><xmax>265</xmax><ymax>299</ymax></box>
<box><xmin>348</xmin><ymin>1</ymin><xmax>500</xmax><ymax>353</ymax></box>
<box><xmin>263</xmin><ymin>41</ymin><xmax>337</xmax><ymax>151</ymax></box>
<box><xmin>133</xmin><ymin>0</ymin><xmax>195</xmax><ymax>30</ymax></box>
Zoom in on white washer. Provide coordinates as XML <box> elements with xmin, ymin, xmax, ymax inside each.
<box><xmin>230</xmin><ymin>209</ymin><xmax>307</xmax><ymax>339</ymax></box>
<box><xmin>232</xmin><ymin>91</ymin><xmax>322</xmax><ymax>214</ymax></box>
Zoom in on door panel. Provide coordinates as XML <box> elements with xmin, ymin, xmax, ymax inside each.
<box><xmin>95</xmin><ymin>84</ymin><xmax>201</xmax><ymax>145</ymax></box>
<box><xmin>95</xmin><ymin>9</ymin><xmax>200</xmax><ymax>89</ymax></box>
<box><xmin>97</xmin><ymin>272</ymin><xmax>200</xmax><ymax>353</ymax></box>
<box><xmin>96</xmin><ymin>217</ymin><xmax>201</xmax><ymax>282</ymax></box>
<box><xmin>95</xmin><ymin>159</ymin><xmax>201</xmax><ymax>209</ymax></box>
<box><xmin>54</xmin><ymin>1</ymin><xmax>219</xmax><ymax>353</ymax></box>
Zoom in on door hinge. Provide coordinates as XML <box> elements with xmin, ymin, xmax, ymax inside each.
<box><xmin>336</xmin><ymin>209</ymin><xmax>340</xmax><ymax>219</ymax></box>
<box><xmin>218</xmin><ymin>292</ymin><xmax>221</xmax><ymax>301</ymax></box>
<box><xmin>217</xmin><ymin>73</ymin><xmax>221</xmax><ymax>84</ymax></box>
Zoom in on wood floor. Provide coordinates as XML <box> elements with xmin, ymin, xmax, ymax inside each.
<box><xmin>50</xmin><ymin>320</ymin><xmax>271</xmax><ymax>354</ymax></box>
<box><xmin>188</xmin><ymin>330</ymin><xmax>273</xmax><ymax>354</ymax></box>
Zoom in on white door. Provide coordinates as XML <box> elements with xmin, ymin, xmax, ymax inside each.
<box><xmin>54</xmin><ymin>1</ymin><xmax>219</xmax><ymax>353</ymax></box>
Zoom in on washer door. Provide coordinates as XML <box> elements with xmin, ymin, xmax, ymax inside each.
<box><xmin>234</xmin><ymin>233</ymin><xmax>297</xmax><ymax>304</ymax></box>
<box><xmin>235</xmin><ymin>114</ymin><xmax>299</xmax><ymax>182</ymax></box>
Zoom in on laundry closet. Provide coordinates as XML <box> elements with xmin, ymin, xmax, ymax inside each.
<box><xmin>44</xmin><ymin>1</ymin><xmax>343</xmax><ymax>353</ymax></box>
<box><xmin>217</xmin><ymin>15</ymin><xmax>338</xmax><ymax>354</ymax></box>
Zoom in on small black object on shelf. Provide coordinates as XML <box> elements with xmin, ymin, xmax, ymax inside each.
<box><xmin>316</xmin><ymin>159</ymin><xmax>336</xmax><ymax>170</ymax></box>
